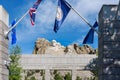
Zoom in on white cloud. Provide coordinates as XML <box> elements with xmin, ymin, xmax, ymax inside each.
<box><xmin>16</xmin><ymin>0</ymin><xmax>57</xmax><ymax>41</ymax></box>
<box><xmin>71</xmin><ymin>35</ymin><xmax>85</xmax><ymax>44</ymax></box>
<box><xmin>7</xmin><ymin>0</ymin><xmax>118</xmax><ymax>53</ymax></box>
<box><xmin>72</xmin><ymin>39</ymin><xmax>83</xmax><ymax>45</ymax></box>
<box><xmin>16</xmin><ymin>0</ymin><xmax>119</xmax><ymax>43</ymax></box>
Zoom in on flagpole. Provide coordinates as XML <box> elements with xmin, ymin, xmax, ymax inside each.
<box><xmin>65</xmin><ymin>0</ymin><xmax>99</xmax><ymax>34</ymax></box>
<box><xmin>4</xmin><ymin>10</ymin><xmax>29</xmax><ymax>39</ymax></box>
<box><xmin>115</xmin><ymin>0</ymin><xmax>120</xmax><ymax>20</ymax></box>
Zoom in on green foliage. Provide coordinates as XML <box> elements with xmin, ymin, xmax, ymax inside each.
<box><xmin>9</xmin><ymin>45</ymin><xmax>22</xmax><ymax>80</ymax></box>
<box><xmin>85</xmin><ymin>58</ymin><xmax>98</xmax><ymax>80</ymax></box>
<box><xmin>42</xmin><ymin>75</ymin><xmax>45</xmax><ymax>80</ymax></box>
<box><xmin>86</xmin><ymin>77</ymin><xmax>97</xmax><ymax>80</ymax></box>
<box><xmin>64</xmin><ymin>72</ymin><xmax>72</xmax><ymax>80</ymax></box>
<box><xmin>35</xmin><ymin>70</ymin><xmax>40</xmax><ymax>73</ymax></box>
<box><xmin>53</xmin><ymin>70</ymin><xmax>58</xmax><ymax>75</ymax></box>
<box><xmin>25</xmin><ymin>76</ymin><xmax>28</xmax><ymax>80</ymax></box>
<box><xmin>75</xmin><ymin>76</ymin><xmax>97</xmax><ymax>80</ymax></box>
<box><xmin>54</xmin><ymin>73</ymin><xmax>63</xmax><ymax>80</ymax></box>
<box><xmin>40</xmin><ymin>70</ymin><xmax>44</xmax><ymax>76</ymax></box>
<box><xmin>76</xmin><ymin>76</ymin><xmax>82</xmax><ymax>80</ymax></box>
<box><xmin>30</xmin><ymin>76</ymin><xmax>36</xmax><ymax>80</ymax></box>
<box><xmin>27</xmin><ymin>70</ymin><xmax>35</xmax><ymax>77</ymax></box>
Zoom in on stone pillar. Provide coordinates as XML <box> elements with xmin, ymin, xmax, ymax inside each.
<box><xmin>0</xmin><ymin>5</ymin><xmax>9</xmax><ymax>80</ymax></box>
<box><xmin>72</xmin><ymin>69</ymin><xmax>77</xmax><ymax>80</ymax></box>
<box><xmin>45</xmin><ymin>69</ymin><xmax>50</xmax><ymax>80</ymax></box>
<box><xmin>99</xmin><ymin>5</ymin><xmax>120</xmax><ymax>80</ymax></box>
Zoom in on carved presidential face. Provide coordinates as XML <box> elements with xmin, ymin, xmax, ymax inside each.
<box><xmin>67</xmin><ymin>45</ymin><xmax>75</xmax><ymax>52</ymax></box>
<box><xmin>35</xmin><ymin>40</ymin><xmax>41</xmax><ymax>49</ymax></box>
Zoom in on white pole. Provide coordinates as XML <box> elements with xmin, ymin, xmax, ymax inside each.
<box><xmin>115</xmin><ymin>0</ymin><xmax>120</xmax><ymax>20</ymax></box>
<box><xmin>4</xmin><ymin>10</ymin><xmax>29</xmax><ymax>39</ymax></box>
<box><xmin>65</xmin><ymin>0</ymin><xmax>99</xmax><ymax>34</ymax></box>
<box><xmin>71</xmin><ymin>7</ymin><xmax>99</xmax><ymax>34</ymax></box>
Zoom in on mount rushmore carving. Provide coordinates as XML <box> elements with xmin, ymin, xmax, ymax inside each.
<box><xmin>33</xmin><ymin>38</ymin><xmax>96</xmax><ymax>54</ymax></box>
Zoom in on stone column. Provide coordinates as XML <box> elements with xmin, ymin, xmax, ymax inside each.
<box><xmin>99</xmin><ymin>5</ymin><xmax>120</xmax><ymax>80</ymax></box>
<box><xmin>45</xmin><ymin>69</ymin><xmax>50</xmax><ymax>80</ymax></box>
<box><xmin>72</xmin><ymin>69</ymin><xmax>77</xmax><ymax>80</ymax></box>
<box><xmin>0</xmin><ymin>5</ymin><xmax>9</xmax><ymax>80</ymax></box>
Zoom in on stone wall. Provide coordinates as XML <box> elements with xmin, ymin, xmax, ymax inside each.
<box><xmin>99</xmin><ymin>5</ymin><xmax>120</xmax><ymax>80</ymax></box>
<box><xmin>0</xmin><ymin>5</ymin><xmax>9</xmax><ymax>80</ymax></box>
<box><xmin>20</xmin><ymin>54</ymin><xmax>97</xmax><ymax>80</ymax></box>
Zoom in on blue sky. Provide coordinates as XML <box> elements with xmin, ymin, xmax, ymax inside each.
<box><xmin>0</xmin><ymin>0</ymin><xmax>119</xmax><ymax>54</ymax></box>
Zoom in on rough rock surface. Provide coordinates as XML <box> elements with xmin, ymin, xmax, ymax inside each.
<box><xmin>33</xmin><ymin>38</ymin><xmax>95</xmax><ymax>54</ymax></box>
<box><xmin>45</xmin><ymin>40</ymin><xmax>65</xmax><ymax>54</ymax></box>
<box><xmin>33</xmin><ymin>38</ymin><xmax>50</xmax><ymax>54</ymax></box>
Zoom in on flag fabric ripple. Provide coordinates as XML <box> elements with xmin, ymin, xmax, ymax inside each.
<box><xmin>11</xmin><ymin>20</ymin><xmax>17</xmax><ymax>45</ymax></box>
<box><xmin>29</xmin><ymin>0</ymin><xmax>42</xmax><ymax>26</ymax></box>
<box><xmin>83</xmin><ymin>21</ymin><xmax>98</xmax><ymax>44</ymax></box>
<box><xmin>54</xmin><ymin>0</ymin><xmax>71</xmax><ymax>33</ymax></box>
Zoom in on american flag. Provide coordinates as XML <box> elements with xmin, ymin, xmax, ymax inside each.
<box><xmin>29</xmin><ymin>0</ymin><xmax>42</xmax><ymax>26</ymax></box>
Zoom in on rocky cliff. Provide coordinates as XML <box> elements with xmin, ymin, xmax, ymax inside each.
<box><xmin>33</xmin><ymin>38</ymin><xmax>96</xmax><ymax>54</ymax></box>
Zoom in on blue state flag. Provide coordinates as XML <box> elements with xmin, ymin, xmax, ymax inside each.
<box><xmin>11</xmin><ymin>20</ymin><xmax>17</xmax><ymax>45</ymax></box>
<box><xmin>83</xmin><ymin>21</ymin><xmax>98</xmax><ymax>44</ymax></box>
<box><xmin>29</xmin><ymin>0</ymin><xmax>42</xmax><ymax>26</ymax></box>
<box><xmin>54</xmin><ymin>0</ymin><xmax>71</xmax><ymax>33</ymax></box>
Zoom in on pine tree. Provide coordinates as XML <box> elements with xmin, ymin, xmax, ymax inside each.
<box><xmin>85</xmin><ymin>58</ymin><xmax>98</xmax><ymax>80</ymax></box>
<box><xmin>30</xmin><ymin>76</ymin><xmax>36</xmax><ymax>80</ymax></box>
<box><xmin>9</xmin><ymin>45</ymin><xmax>22</xmax><ymax>80</ymax></box>
<box><xmin>54</xmin><ymin>73</ymin><xmax>63</xmax><ymax>80</ymax></box>
<box><xmin>76</xmin><ymin>76</ymin><xmax>82</xmax><ymax>80</ymax></box>
<box><xmin>64</xmin><ymin>72</ymin><xmax>72</xmax><ymax>80</ymax></box>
